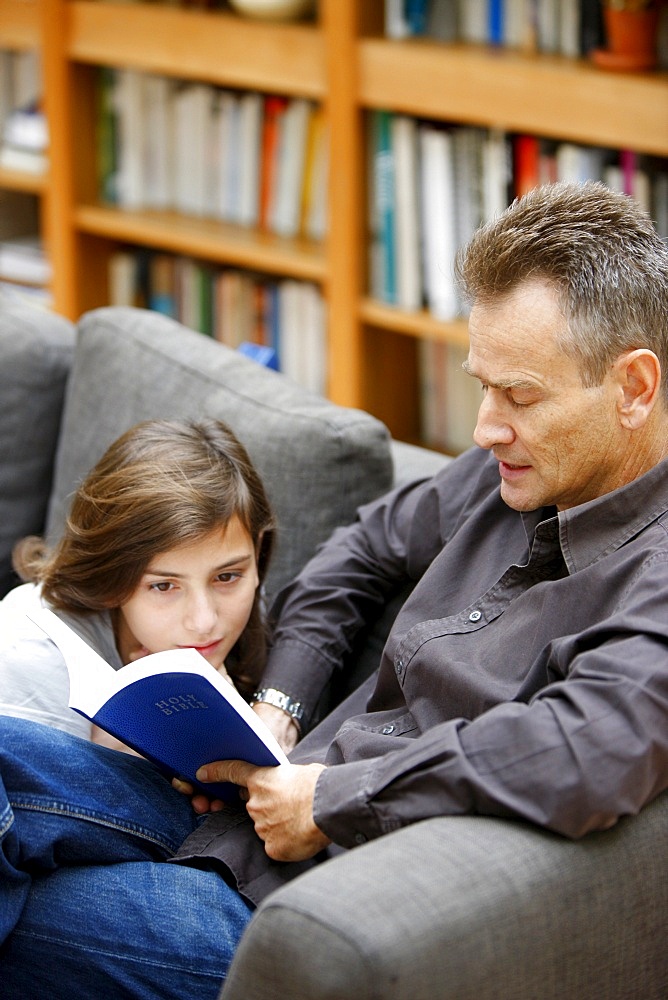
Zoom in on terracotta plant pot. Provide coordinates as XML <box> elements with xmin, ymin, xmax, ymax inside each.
<box><xmin>593</xmin><ymin>7</ymin><xmax>660</xmax><ymax>71</ymax></box>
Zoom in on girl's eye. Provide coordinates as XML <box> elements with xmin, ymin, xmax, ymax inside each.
<box><xmin>216</xmin><ymin>572</ymin><xmax>241</xmax><ymax>584</ymax></box>
<box><xmin>149</xmin><ymin>581</ymin><xmax>174</xmax><ymax>593</ymax></box>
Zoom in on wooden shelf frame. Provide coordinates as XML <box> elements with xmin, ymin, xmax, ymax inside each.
<box><xmin>67</xmin><ymin>2</ymin><xmax>327</xmax><ymax>98</ymax></box>
<box><xmin>0</xmin><ymin>0</ymin><xmax>40</xmax><ymax>49</ymax></box>
<box><xmin>75</xmin><ymin>204</ymin><xmax>327</xmax><ymax>282</ymax></box>
<box><xmin>359</xmin><ymin>38</ymin><xmax>668</xmax><ymax>156</ymax></box>
<box><xmin>1</xmin><ymin>0</ymin><xmax>667</xmax><ymax>440</ymax></box>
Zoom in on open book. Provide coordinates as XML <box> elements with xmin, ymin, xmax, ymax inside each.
<box><xmin>27</xmin><ymin>607</ymin><xmax>288</xmax><ymax>799</ymax></box>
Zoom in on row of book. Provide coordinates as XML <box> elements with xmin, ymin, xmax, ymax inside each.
<box><xmin>368</xmin><ymin>110</ymin><xmax>668</xmax><ymax>320</ymax></box>
<box><xmin>0</xmin><ymin>48</ymin><xmax>47</xmax><ymax>175</ymax></box>
<box><xmin>419</xmin><ymin>339</ymin><xmax>480</xmax><ymax>455</ymax></box>
<box><xmin>0</xmin><ymin>188</ymin><xmax>51</xmax><ymax>309</ymax></box>
<box><xmin>108</xmin><ymin>249</ymin><xmax>327</xmax><ymax>396</ymax></box>
<box><xmin>98</xmin><ymin>69</ymin><xmax>328</xmax><ymax>241</ymax></box>
<box><xmin>385</xmin><ymin>0</ymin><xmax>617</xmax><ymax>60</ymax></box>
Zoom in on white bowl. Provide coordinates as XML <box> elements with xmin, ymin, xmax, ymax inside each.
<box><xmin>227</xmin><ymin>0</ymin><xmax>315</xmax><ymax>22</ymax></box>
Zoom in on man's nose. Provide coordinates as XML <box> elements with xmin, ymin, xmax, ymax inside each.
<box><xmin>472</xmin><ymin>391</ymin><xmax>514</xmax><ymax>450</ymax></box>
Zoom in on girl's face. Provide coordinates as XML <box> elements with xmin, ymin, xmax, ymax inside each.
<box><xmin>117</xmin><ymin>517</ymin><xmax>260</xmax><ymax>672</ymax></box>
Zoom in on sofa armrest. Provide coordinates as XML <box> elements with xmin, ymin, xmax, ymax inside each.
<box><xmin>221</xmin><ymin>790</ymin><xmax>668</xmax><ymax>1000</ymax></box>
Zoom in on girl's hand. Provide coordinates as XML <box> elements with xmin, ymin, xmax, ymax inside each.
<box><xmin>91</xmin><ymin>724</ymin><xmax>143</xmax><ymax>757</ymax></box>
<box><xmin>251</xmin><ymin>702</ymin><xmax>300</xmax><ymax>753</ymax></box>
<box><xmin>171</xmin><ymin>776</ymin><xmax>226</xmax><ymax>814</ymax></box>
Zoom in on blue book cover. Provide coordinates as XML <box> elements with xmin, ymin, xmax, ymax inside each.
<box><xmin>28</xmin><ymin>608</ymin><xmax>287</xmax><ymax>801</ymax></box>
<box><xmin>488</xmin><ymin>0</ymin><xmax>504</xmax><ymax>46</ymax></box>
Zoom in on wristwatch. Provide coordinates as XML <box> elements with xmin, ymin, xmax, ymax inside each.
<box><xmin>251</xmin><ymin>687</ymin><xmax>304</xmax><ymax>731</ymax></box>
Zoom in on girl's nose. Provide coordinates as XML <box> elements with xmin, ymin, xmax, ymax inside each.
<box><xmin>183</xmin><ymin>592</ymin><xmax>218</xmax><ymax>635</ymax></box>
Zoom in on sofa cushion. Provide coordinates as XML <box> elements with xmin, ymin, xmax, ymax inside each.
<box><xmin>0</xmin><ymin>293</ymin><xmax>75</xmax><ymax>597</ymax></box>
<box><xmin>46</xmin><ymin>306</ymin><xmax>393</xmax><ymax>602</ymax></box>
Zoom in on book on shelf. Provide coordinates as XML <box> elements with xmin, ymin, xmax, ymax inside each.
<box><xmin>369</xmin><ymin>109</ymin><xmax>397</xmax><ymax>305</ymax></box>
<box><xmin>300</xmin><ymin>105</ymin><xmax>329</xmax><ymax>241</ymax></box>
<box><xmin>0</xmin><ymin>236</ymin><xmax>50</xmax><ymax>286</ymax></box>
<box><xmin>0</xmin><ymin>47</ymin><xmax>47</xmax><ymax>175</ymax></box>
<box><xmin>0</xmin><ymin>104</ymin><xmax>48</xmax><ymax>174</ymax></box>
<box><xmin>271</xmin><ymin>98</ymin><xmax>313</xmax><ymax>238</ymax></box>
<box><xmin>278</xmin><ymin>279</ymin><xmax>327</xmax><ymax>396</ymax></box>
<box><xmin>114</xmin><ymin>69</ymin><xmax>147</xmax><ymax>211</ymax></box>
<box><xmin>96</xmin><ymin>69</ymin><xmax>327</xmax><ymax>241</ymax></box>
<box><xmin>108</xmin><ymin>249</ymin><xmax>144</xmax><ymax>308</ymax></box>
<box><xmin>382</xmin><ymin>0</ymin><xmax>605</xmax><ymax>56</ymax></box>
<box><xmin>237</xmin><ymin>91</ymin><xmax>263</xmax><ymax>228</ymax></box>
<box><xmin>173</xmin><ymin>82</ymin><xmax>213</xmax><ymax>217</ymax></box>
<box><xmin>418</xmin><ymin>123</ymin><xmax>457</xmax><ymax>321</ymax></box>
<box><xmin>419</xmin><ymin>339</ymin><xmax>480</xmax><ymax>456</ymax></box>
<box><xmin>148</xmin><ymin>252</ymin><xmax>178</xmax><ymax>317</ymax></box>
<box><xmin>392</xmin><ymin>114</ymin><xmax>422</xmax><ymax>312</ymax></box>
<box><xmin>0</xmin><ymin>190</ymin><xmax>50</xmax><ymax>287</ymax></box>
<box><xmin>27</xmin><ymin>606</ymin><xmax>288</xmax><ymax>801</ymax></box>
<box><xmin>97</xmin><ymin>67</ymin><xmax>119</xmax><ymax>203</ymax></box>
<box><xmin>259</xmin><ymin>94</ymin><xmax>289</xmax><ymax>231</ymax></box>
<box><xmin>107</xmin><ymin>249</ymin><xmax>328</xmax><ymax>396</ymax></box>
<box><xmin>143</xmin><ymin>73</ymin><xmax>176</xmax><ymax>211</ymax></box>
<box><xmin>367</xmin><ymin>111</ymin><xmax>668</xmax><ymax>321</ymax></box>
<box><xmin>212</xmin><ymin>89</ymin><xmax>239</xmax><ymax>223</ymax></box>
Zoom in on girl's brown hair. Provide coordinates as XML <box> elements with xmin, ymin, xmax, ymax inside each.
<box><xmin>14</xmin><ymin>418</ymin><xmax>276</xmax><ymax>693</ymax></box>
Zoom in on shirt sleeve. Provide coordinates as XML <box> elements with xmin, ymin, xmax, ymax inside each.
<box><xmin>260</xmin><ymin>472</ymin><xmax>446</xmax><ymax>728</ymax></box>
<box><xmin>261</xmin><ymin>449</ymin><xmax>498</xmax><ymax>730</ymax></box>
<box><xmin>313</xmin><ymin>557</ymin><xmax>668</xmax><ymax>844</ymax></box>
<box><xmin>0</xmin><ymin>631</ymin><xmax>93</xmax><ymax>739</ymax></box>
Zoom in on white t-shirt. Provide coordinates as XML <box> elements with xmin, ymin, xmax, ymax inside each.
<box><xmin>0</xmin><ymin>583</ymin><xmax>121</xmax><ymax>740</ymax></box>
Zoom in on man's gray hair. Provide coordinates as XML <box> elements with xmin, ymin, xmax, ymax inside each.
<box><xmin>456</xmin><ymin>181</ymin><xmax>668</xmax><ymax>392</ymax></box>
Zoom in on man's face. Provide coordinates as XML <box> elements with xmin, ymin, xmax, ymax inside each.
<box><xmin>465</xmin><ymin>279</ymin><xmax>625</xmax><ymax>512</ymax></box>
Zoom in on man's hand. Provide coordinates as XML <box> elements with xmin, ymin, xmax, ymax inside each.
<box><xmin>196</xmin><ymin>759</ymin><xmax>331</xmax><ymax>861</ymax></box>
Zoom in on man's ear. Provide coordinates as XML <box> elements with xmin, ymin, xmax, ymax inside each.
<box><xmin>614</xmin><ymin>349</ymin><xmax>662</xmax><ymax>430</ymax></box>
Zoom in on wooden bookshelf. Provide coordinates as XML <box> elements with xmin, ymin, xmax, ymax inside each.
<box><xmin>0</xmin><ymin>0</ymin><xmax>39</xmax><ymax>49</ymax></box>
<box><xmin>3</xmin><ymin>0</ymin><xmax>668</xmax><ymax>445</ymax></box>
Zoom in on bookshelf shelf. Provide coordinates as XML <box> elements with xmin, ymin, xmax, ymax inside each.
<box><xmin>75</xmin><ymin>204</ymin><xmax>327</xmax><ymax>282</ymax></box>
<box><xmin>68</xmin><ymin>2</ymin><xmax>326</xmax><ymax>98</ymax></box>
<box><xmin>359</xmin><ymin>39</ymin><xmax>668</xmax><ymax>156</ymax></box>
<box><xmin>0</xmin><ymin>0</ymin><xmax>40</xmax><ymax>49</ymax></box>
<box><xmin>0</xmin><ymin>164</ymin><xmax>46</xmax><ymax>193</ymax></box>
<box><xmin>360</xmin><ymin>298</ymin><xmax>470</xmax><ymax>348</ymax></box>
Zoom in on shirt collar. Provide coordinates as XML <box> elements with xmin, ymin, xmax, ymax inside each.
<box><xmin>555</xmin><ymin>456</ymin><xmax>668</xmax><ymax>574</ymax></box>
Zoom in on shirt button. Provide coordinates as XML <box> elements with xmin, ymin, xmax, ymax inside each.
<box><xmin>381</xmin><ymin>724</ymin><xmax>395</xmax><ymax>735</ymax></box>
<box><xmin>469</xmin><ymin>610</ymin><xmax>482</xmax><ymax>622</ymax></box>
<box><xmin>354</xmin><ymin>833</ymin><xmax>367</xmax><ymax>845</ymax></box>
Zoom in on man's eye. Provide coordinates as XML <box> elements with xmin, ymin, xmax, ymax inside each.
<box><xmin>509</xmin><ymin>394</ymin><xmax>533</xmax><ymax>408</ymax></box>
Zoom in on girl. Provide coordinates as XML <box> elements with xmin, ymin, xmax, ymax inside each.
<box><xmin>0</xmin><ymin>417</ymin><xmax>279</xmax><ymax>750</ymax></box>
<box><xmin>0</xmin><ymin>417</ymin><xmax>287</xmax><ymax>999</ymax></box>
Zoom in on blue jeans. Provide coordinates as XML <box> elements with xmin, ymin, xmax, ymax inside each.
<box><xmin>0</xmin><ymin>716</ymin><xmax>252</xmax><ymax>999</ymax></box>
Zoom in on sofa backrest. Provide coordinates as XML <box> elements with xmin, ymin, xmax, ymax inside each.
<box><xmin>45</xmin><ymin>307</ymin><xmax>394</xmax><ymax>602</ymax></box>
<box><xmin>0</xmin><ymin>293</ymin><xmax>76</xmax><ymax>596</ymax></box>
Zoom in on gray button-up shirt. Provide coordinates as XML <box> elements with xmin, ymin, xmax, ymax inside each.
<box><xmin>176</xmin><ymin>447</ymin><xmax>668</xmax><ymax>904</ymax></box>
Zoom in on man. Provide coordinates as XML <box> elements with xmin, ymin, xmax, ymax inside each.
<box><xmin>177</xmin><ymin>180</ymin><xmax>668</xmax><ymax>886</ymax></box>
<box><xmin>1</xmin><ymin>181</ymin><xmax>668</xmax><ymax>996</ymax></box>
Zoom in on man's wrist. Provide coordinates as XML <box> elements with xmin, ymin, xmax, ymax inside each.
<box><xmin>251</xmin><ymin>687</ymin><xmax>304</xmax><ymax>733</ymax></box>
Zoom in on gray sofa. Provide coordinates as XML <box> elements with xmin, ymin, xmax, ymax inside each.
<box><xmin>1</xmin><ymin>295</ymin><xmax>666</xmax><ymax>1000</ymax></box>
